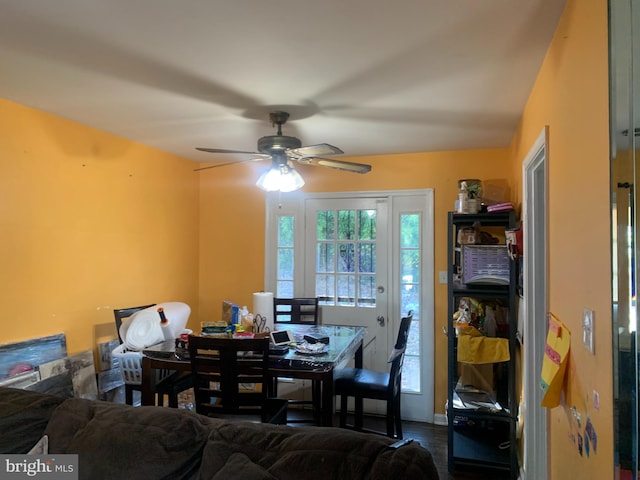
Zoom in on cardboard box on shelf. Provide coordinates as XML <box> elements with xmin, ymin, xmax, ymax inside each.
<box><xmin>459</xmin><ymin>363</ymin><xmax>495</xmax><ymax>395</ymax></box>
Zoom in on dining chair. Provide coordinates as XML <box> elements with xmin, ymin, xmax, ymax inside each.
<box><xmin>113</xmin><ymin>305</ymin><xmax>192</xmax><ymax>407</ymax></box>
<box><xmin>272</xmin><ymin>297</ymin><xmax>321</xmax><ymax>424</ymax></box>
<box><xmin>188</xmin><ymin>335</ymin><xmax>288</xmax><ymax>424</ymax></box>
<box><xmin>334</xmin><ymin>312</ymin><xmax>413</xmax><ymax>439</ymax></box>
<box><xmin>273</xmin><ymin>297</ymin><xmax>319</xmax><ymax>325</ymax></box>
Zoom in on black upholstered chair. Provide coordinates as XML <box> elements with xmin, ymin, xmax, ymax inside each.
<box><xmin>113</xmin><ymin>305</ymin><xmax>192</xmax><ymax>407</ymax></box>
<box><xmin>272</xmin><ymin>297</ymin><xmax>321</xmax><ymax>424</ymax></box>
<box><xmin>334</xmin><ymin>312</ymin><xmax>413</xmax><ymax>439</ymax></box>
<box><xmin>188</xmin><ymin>335</ymin><xmax>288</xmax><ymax>424</ymax></box>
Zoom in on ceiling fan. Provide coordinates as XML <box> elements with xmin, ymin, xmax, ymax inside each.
<box><xmin>194</xmin><ymin>111</ymin><xmax>371</xmax><ymax>191</ymax></box>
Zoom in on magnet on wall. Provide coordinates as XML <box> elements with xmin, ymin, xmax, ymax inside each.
<box><xmin>585</xmin><ymin>417</ymin><xmax>598</xmax><ymax>453</ymax></box>
<box><xmin>584</xmin><ymin>433</ymin><xmax>590</xmax><ymax>457</ymax></box>
<box><xmin>577</xmin><ymin>433</ymin><xmax>583</xmax><ymax>456</ymax></box>
<box><xmin>572</xmin><ymin>406</ymin><xmax>582</xmax><ymax>427</ymax></box>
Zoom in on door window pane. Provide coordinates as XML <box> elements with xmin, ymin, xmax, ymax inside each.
<box><xmin>401</xmin><ymin>283</ymin><xmax>420</xmax><ymax>320</ymax></box>
<box><xmin>277</xmin><ymin>281</ymin><xmax>294</xmax><ymax>298</ymax></box>
<box><xmin>277</xmin><ymin>249</ymin><xmax>294</xmax><ymax>280</ymax></box>
<box><xmin>406</xmin><ymin>318</ymin><xmax>421</xmax><ymax>357</ymax></box>
<box><xmin>358</xmin><ymin>275</ymin><xmax>376</xmax><ymax>307</ymax></box>
<box><xmin>316</xmin><ymin>208</ymin><xmax>377</xmax><ymax>307</ymax></box>
<box><xmin>400</xmin><ymin>214</ymin><xmax>420</xmax><ymax>248</ymax></box>
<box><xmin>358</xmin><ymin>210</ymin><xmax>377</xmax><ymax>240</ymax></box>
<box><xmin>358</xmin><ymin>243</ymin><xmax>376</xmax><ymax>274</ymax></box>
<box><xmin>316</xmin><ymin>243</ymin><xmax>335</xmax><ymax>273</ymax></box>
<box><xmin>402</xmin><ymin>356</ymin><xmax>420</xmax><ymax>392</ymax></box>
<box><xmin>276</xmin><ymin>216</ymin><xmax>294</xmax><ymax>297</ymax></box>
<box><xmin>400</xmin><ymin>250</ymin><xmax>420</xmax><ymax>283</ymax></box>
<box><xmin>317</xmin><ymin>211</ymin><xmax>335</xmax><ymax>241</ymax></box>
<box><xmin>278</xmin><ymin>216</ymin><xmax>294</xmax><ymax>247</ymax></box>
<box><xmin>315</xmin><ymin>274</ymin><xmax>334</xmax><ymax>304</ymax></box>
<box><xmin>400</xmin><ymin>213</ymin><xmax>421</xmax><ymax>394</ymax></box>
<box><xmin>337</xmin><ymin>210</ymin><xmax>355</xmax><ymax>240</ymax></box>
<box><xmin>337</xmin><ymin>274</ymin><xmax>356</xmax><ymax>305</ymax></box>
<box><xmin>337</xmin><ymin>243</ymin><xmax>355</xmax><ymax>273</ymax></box>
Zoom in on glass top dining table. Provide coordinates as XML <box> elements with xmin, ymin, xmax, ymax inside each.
<box><xmin>140</xmin><ymin>324</ymin><xmax>366</xmax><ymax>427</ymax></box>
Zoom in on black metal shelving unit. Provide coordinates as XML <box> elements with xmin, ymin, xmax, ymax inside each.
<box><xmin>446</xmin><ymin>211</ymin><xmax>519</xmax><ymax>479</ymax></box>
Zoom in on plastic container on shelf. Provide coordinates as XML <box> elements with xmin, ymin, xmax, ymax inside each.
<box><xmin>462</xmin><ymin>245</ymin><xmax>510</xmax><ymax>285</ymax></box>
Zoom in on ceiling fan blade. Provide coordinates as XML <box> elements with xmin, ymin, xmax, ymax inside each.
<box><xmin>196</xmin><ymin>147</ymin><xmax>269</xmax><ymax>156</ymax></box>
<box><xmin>288</xmin><ymin>143</ymin><xmax>344</xmax><ymax>157</ymax></box>
<box><xmin>297</xmin><ymin>156</ymin><xmax>372</xmax><ymax>174</ymax></box>
<box><xmin>193</xmin><ymin>157</ymin><xmax>267</xmax><ymax>172</ymax></box>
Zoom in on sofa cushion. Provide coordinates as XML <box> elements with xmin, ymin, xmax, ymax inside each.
<box><xmin>46</xmin><ymin>397</ymin><xmax>222</xmax><ymax>480</ymax></box>
<box><xmin>197</xmin><ymin>422</ymin><xmax>439</xmax><ymax>480</ymax></box>
<box><xmin>207</xmin><ymin>453</ymin><xmax>277</xmax><ymax>480</ymax></box>
<box><xmin>0</xmin><ymin>387</ymin><xmax>66</xmax><ymax>454</ymax></box>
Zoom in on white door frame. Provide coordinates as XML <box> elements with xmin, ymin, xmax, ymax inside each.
<box><xmin>264</xmin><ymin>189</ymin><xmax>434</xmax><ymax>423</ymax></box>
<box><xmin>522</xmin><ymin>126</ymin><xmax>549</xmax><ymax>478</ymax></box>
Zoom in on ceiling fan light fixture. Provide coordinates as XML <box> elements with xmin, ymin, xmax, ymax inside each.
<box><xmin>256</xmin><ymin>163</ymin><xmax>305</xmax><ymax>192</ymax></box>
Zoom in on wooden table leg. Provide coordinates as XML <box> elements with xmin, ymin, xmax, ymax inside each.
<box><xmin>321</xmin><ymin>371</ymin><xmax>333</xmax><ymax>427</ymax></box>
<box><xmin>140</xmin><ymin>356</ymin><xmax>155</xmax><ymax>406</ymax></box>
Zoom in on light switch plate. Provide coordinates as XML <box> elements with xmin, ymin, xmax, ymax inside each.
<box><xmin>583</xmin><ymin>308</ymin><xmax>595</xmax><ymax>354</ymax></box>
<box><xmin>439</xmin><ymin>271</ymin><xmax>448</xmax><ymax>284</ymax></box>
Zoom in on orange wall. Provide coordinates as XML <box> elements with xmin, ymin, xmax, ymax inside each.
<box><xmin>509</xmin><ymin>0</ymin><xmax>613</xmax><ymax>477</ymax></box>
<box><xmin>0</xmin><ymin>99</ymin><xmax>200</xmax><ymax>356</ymax></box>
<box><xmin>198</xmin><ymin>147</ymin><xmax>514</xmax><ymax>415</ymax></box>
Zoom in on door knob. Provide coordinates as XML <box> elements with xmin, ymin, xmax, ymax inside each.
<box><xmin>377</xmin><ymin>315</ymin><xmax>385</xmax><ymax>326</ymax></box>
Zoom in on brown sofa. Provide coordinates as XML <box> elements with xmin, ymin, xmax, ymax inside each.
<box><xmin>0</xmin><ymin>387</ymin><xmax>439</xmax><ymax>480</ymax></box>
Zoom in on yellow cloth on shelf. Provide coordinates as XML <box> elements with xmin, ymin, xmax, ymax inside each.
<box><xmin>457</xmin><ymin>326</ymin><xmax>510</xmax><ymax>364</ymax></box>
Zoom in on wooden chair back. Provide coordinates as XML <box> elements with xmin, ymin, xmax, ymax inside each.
<box><xmin>273</xmin><ymin>297</ymin><xmax>319</xmax><ymax>325</ymax></box>
<box><xmin>188</xmin><ymin>335</ymin><xmax>287</xmax><ymax>424</ymax></box>
<box><xmin>388</xmin><ymin>312</ymin><xmax>413</xmax><ymax>398</ymax></box>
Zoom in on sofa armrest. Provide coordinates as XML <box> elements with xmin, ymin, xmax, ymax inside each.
<box><xmin>0</xmin><ymin>387</ymin><xmax>67</xmax><ymax>454</ymax></box>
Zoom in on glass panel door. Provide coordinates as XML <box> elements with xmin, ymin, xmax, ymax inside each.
<box><xmin>265</xmin><ymin>190</ymin><xmax>434</xmax><ymax>422</ymax></box>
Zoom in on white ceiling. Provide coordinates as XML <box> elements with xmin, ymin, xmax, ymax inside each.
<box><xmin>0</xmin><ymin>0</ymin><xmax>565</xmax><ymax>165</ymax></box>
